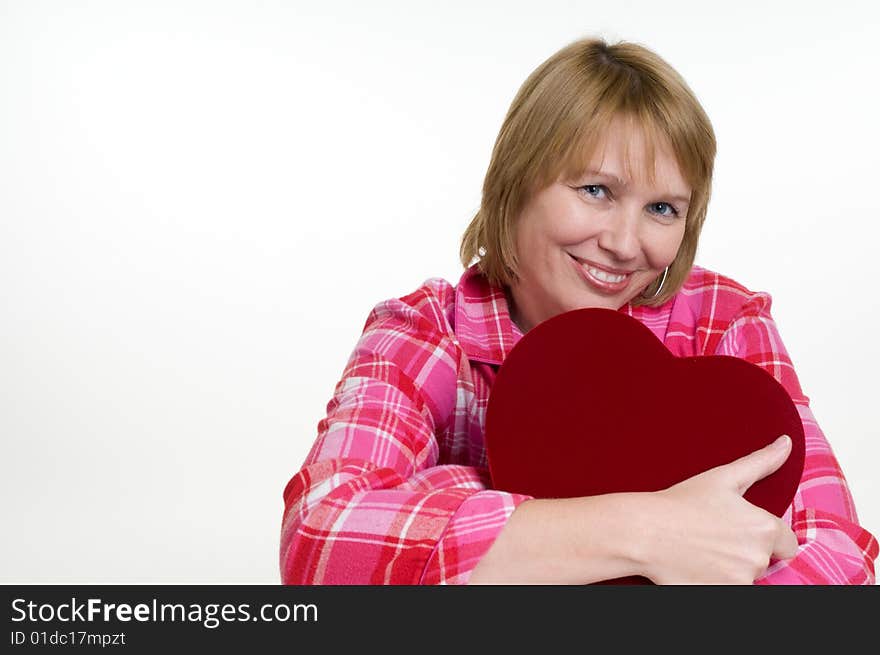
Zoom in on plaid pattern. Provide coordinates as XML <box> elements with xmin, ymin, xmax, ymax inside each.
<box><xmin>280</xmin><ymin>265</ymin><xmax>877</xmax><ymax>584</ymax></box>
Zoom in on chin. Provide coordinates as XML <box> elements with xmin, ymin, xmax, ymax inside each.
<box><xmin>569</xmin><ymin>297</ymin><xmax>617</xmax><ymax>312</ymax></box>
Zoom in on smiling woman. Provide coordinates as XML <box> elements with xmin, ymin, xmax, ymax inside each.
<box><xmin>504</xmin><ymin>118</ymin><xmax>690</xmax><ymax>331</ymax></box>
<box><xmin>279</xmin><ymin>37</ymin><xmax>877</xmax><ymax>585</ymax></box>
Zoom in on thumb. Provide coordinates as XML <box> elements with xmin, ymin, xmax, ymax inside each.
<box><xmin>724</xmin><ymin>435</ymin><xmax>792</xmax><ymax>496</ymax></box>
<box><xmin>771</xmin><ymin>520</ymin><xmax>800</xmax><ymax>561</ymax></box>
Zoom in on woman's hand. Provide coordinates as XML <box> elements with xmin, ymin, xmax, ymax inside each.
<box><xmin>470</xmin><ymin>436</ymin><xmax>799</xmax><ymax>585</ymax></box>
<box><xmin>636</xmin><ymin>435</ymin><xmax>800</xmax><ymax>584</ymax></box>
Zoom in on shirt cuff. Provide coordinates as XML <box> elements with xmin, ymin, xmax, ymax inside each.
<box><xmin>419</xmin><ymin>489</ymin><xmax>531</xmax><ymax>585</ymax></box>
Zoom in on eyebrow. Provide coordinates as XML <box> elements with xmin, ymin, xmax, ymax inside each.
<box><xmin>580</xmin><ymin>169</ymin><xmax>692</xmax><ymax>205</ymax></box>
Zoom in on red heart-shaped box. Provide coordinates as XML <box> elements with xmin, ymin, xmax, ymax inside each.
<box><xmin>485</xmin><ymin>308</ymin><xmax>805</xmax><ymax>584</ymax></box>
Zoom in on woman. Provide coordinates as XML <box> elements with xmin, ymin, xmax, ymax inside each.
<box><xmin>279</xmin><ymin>38</ymin><xmax>877</xmax><ymax>584</ymax></box>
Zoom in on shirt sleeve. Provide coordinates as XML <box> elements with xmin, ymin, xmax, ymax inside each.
<box><xmin>713</xmin><ymin>292</ymin><xmax>878</xmax><ymax>584</ymax></box>
<box><xmin>279</xmin><ymin>292</ymin><xmax>529</xmax><ymax>584</ymax></box>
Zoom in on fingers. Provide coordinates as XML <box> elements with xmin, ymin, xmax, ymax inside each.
<box><xmin>724</xmin><ymin>435</ymin><xmax>792</xmax><ymax>495</ymax></box>
<box><xmin>771</xmin><ymin>521</ymin><xmax>799</xmax><ymax>561</ymax></box>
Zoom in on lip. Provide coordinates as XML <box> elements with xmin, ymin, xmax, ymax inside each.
<box><xmin>568</xmin><ymin>255</ymin><xmax>635</xmax><ymax>275</ymax></box>
<box><xmin>568</xmin><ymin>254</ymin><xmax>633</xmax><ymax>294</ymax></box>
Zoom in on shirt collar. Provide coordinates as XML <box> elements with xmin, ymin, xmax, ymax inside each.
<box><xmin>454</xmin><ymin>264</ymin><xmax>645</xmax><ymax>365</ymax></box>
<box><xmin>453</xmin><ymin>265</ymin><xmax>523</xmax><ymax>366</ymax></box>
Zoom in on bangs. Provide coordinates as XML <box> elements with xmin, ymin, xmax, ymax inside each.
<box><xmin>557</xmin><ymin>110</ymin><xmax>672</xmax><ymax>188</ymax></box>
<box><xmin>536</xmin><ymin>65</ymin><xmax>706</xmax><ymax>194</ymax></box>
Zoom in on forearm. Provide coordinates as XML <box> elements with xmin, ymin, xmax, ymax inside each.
<box><xmin>468</xmin><ymin>493</ymin><xmax>648</xmax><ymax>584</ymax></box>
<box><xmin>714</xmin><ymin>303</ymin><xmax>878</xmax><ymax>583</ymax></box>
<box><xmin>757</xmin><ymin>406</ymin><xmax>877</xmax><ymax>584</ymax></box>
<box><xmin>281</xmin><ymin>459</ymin><xmax>526</xmax><ymax>584</ymax></box>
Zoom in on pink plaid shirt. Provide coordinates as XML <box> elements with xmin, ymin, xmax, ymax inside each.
<box><xmin>280</xmin><ymin>264</ymin><xmax>878</xmax><ymax>584</ymax></box>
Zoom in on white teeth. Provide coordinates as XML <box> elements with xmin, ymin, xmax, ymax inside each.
<box><xmin>586</xmin><ymin>266</ymin><xmax>627</xmax><ymax>283</ymax></box>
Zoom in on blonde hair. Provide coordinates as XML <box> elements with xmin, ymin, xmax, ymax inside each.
<box><xmin>459</xmin><ymin>37</ymin><xmax>716</xmax><ymax>306</ymax></box>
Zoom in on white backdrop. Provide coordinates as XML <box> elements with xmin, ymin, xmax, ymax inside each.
<box><xmin>2</xmin><ymin>0</ymin><xmax>878</xmax><ymax>583</ymax></box>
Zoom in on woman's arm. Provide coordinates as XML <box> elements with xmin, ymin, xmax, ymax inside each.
<box><xmin>468</xmin><ymin>494</ymin><xmax>646</xmax><ymax>584</ymax></box>
<box><xmin>280</xmin><ymin>287</ymin><xmax>531</xmax><ymax>584</ymax></box>
<box><xmin>714</xmin><ymin>292</ymin><xmax>878</xmax><ymax>584</ymax></box>
<box><xmin>470</xmin><ymin>436</ymin><xmax>800</xmax><ymax>585</ymax></box>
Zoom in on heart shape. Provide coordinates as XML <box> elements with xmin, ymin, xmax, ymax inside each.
<box><xmin>485</xmin><ymin>308</ymin><xmax>805</xmax><ymax>584</ymax></box>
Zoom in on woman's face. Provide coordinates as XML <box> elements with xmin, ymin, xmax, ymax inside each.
<box><xmin>507</xmin><ymin>119</ymin><xmax>691</xmax><ymax>332</ymax></box>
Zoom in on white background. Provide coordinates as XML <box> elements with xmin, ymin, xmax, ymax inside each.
<box><xmin>2</xmin><ymin>0</ymin><xmax>878</xmax><ymax>583</ymax></box>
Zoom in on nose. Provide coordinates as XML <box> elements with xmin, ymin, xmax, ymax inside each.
<box><xmin>597</xmin><ymin>206</ymin><xmax>640</xmax><ymax>261</ymax></box>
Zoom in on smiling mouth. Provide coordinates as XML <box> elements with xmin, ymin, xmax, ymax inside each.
<box><xmin>568</xmin><ymin>254</ymin><xmax>634</xmax><ymax>292</ymax></box>
<box><xmin>569</xmin><ymin>255</ymin><xmax>633</xmax><ymax>279</ymax></box>
<box><xmin>585</xmin><ymin>266</ymin><xmax>628</xmax><ymax>283</ymax></box>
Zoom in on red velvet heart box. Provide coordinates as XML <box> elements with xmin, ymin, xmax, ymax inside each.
<box><xmin>485</xmin><ymin>307</ymin><xmax>805</xmax><ymax>584</ymax></box>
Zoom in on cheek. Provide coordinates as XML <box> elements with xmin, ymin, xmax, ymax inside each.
<box><xmin>517</xmin><ymin>212</ymin><xmax>578</xmax><ymax>258</ymax></box>
<box><xmin>645</xmin><ymin>224</ymin><xmax>686</xmax><ymax>267</ymax></box>
<box><xmin>533</xmin><ymin>195</ymin><xmax>585</xmax><ymax>243</ymax></box>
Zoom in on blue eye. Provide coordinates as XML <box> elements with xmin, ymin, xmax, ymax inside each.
<box><xmin>649</xmin><ymin>202</ymin><xmax>678</xmax><ymax>217</ymax></box>
<box><xmin>579</xmin><ymin>184</ymin><xmax>608</xmax><ymax>199</ymax></box>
